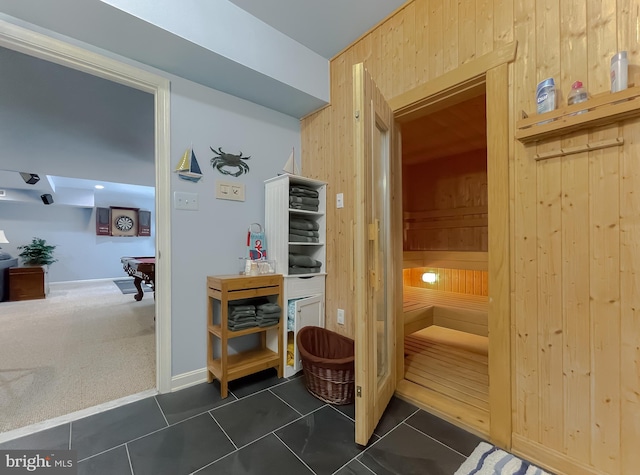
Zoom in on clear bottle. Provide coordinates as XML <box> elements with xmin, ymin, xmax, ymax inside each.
<box><xmin>567</xmin><ymin>81</ymin><xmax>588</xmax><ymax>114</ymax></box>
<box><xmin>610</xmin><ymin>51</ymin><xmax>628</xmax><ymax>93</ymax></box>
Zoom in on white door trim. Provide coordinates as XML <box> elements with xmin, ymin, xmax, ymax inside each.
<box><xmin>0</xmin><ymin>19</ymin><xmax>172</xmax><ymax>393</ymax></box>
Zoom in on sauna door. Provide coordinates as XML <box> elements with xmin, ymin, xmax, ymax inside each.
<box><xmin>353</xmin><ymin>63</ymin><xmax>402</xmax><ymax>446</ymax></box>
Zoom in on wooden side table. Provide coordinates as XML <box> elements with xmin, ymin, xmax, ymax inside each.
<box><xmin>206</xmin><ymin>274</ymin><xmax>284</xmax><ymax>398</ymax></box>
<box><xmin>9</xmin><ymin>266</ymin><xmax>47</xmax><ymax>301</ymax></box>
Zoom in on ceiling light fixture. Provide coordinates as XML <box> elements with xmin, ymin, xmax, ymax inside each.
<box><xmin>94</xmin><ymin>185</ymin><xmax>104</xmax><ymax>189</ymax></box>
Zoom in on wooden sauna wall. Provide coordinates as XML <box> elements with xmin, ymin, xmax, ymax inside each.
<box><xmin>300</xmin><ymin>1</ymin><xmax>640</xmax><ymax>473</ymax></box>
<box><xmin>403</xmin><ymin>151</ymin><xmax>488</xmax><ymax>252</ymax></box>
<box><xmin>403</xmin><ymin>268</ymin><xmax>488</xmax><ymax>297</ymax></box>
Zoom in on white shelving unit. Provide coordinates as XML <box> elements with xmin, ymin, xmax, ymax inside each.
<box><xmin>265</xmin><ymin>174</ymin><xmax>327</xmax><ymax>377</ymax></box>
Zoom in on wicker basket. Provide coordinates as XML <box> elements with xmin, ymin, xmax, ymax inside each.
<box><xmin>297</xmin><ymin>326</ymin><xmax>355</xmax><ymax>405</ymax></box>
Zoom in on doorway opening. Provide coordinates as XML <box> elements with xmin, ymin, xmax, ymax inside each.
<box><xmin>400</xmin><ymin>91</ymin><xmax>490</xmax><ymax>436</ymax></box>
<box><xmin>0</xmin><ymin>20</ymin><xmax>171</xmax><ymax>440</ymax></box>
<box><xmin>390</xmin><ymin>47</ymin><xmax>514</xmax><ymax>447</ymax></box>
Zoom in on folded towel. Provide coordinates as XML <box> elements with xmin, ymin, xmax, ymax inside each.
<box><xmin>258</xmin><ymin>320</ymin><xmax>280</xmax><ymax>327</ymax></box>
<box><xmin>289</xmin><ymin>266</ymin><xmax>321</xmax><ymax>275</ymax></box>
<box><xmin>290</xmin><ymin>186</ymin><xmax>319</xmax><ymax>198</ymax></box>
<box><xmin>289</xmin><ymin>196</ymin><xmax>320</xmax><ymax>206</ymax></box>
<box><xmin>288</xmin><ymin>228</ymin><xmax>319</xmax><ymax>238</ymax></box>
<box><xmin>290</xmin><ymin>218</ymin><xmax>319</xmax><ymax>231</ymax></box>
<box><xmin>228</xmin><ymin>316</ymin><xmax>258</xmax><ymax>325</ymax></box>
<box><xmin>289</xmin><ymin>202</ymin><xmax>318</xmax><ymax>211</ymax></box>
<box><xmin>228</xmin><ymin>304</ymin><xmax>255</xmax><ymax>312</ymax></box>
<box><xmin>256</xmin><ymin>302</ymin><xmax>281</xmax><ymax>313</ymax></box>
<box><xmin>228</xmin><ymin>321</ymin><xmax>258</xmax><ymax>331</ymax></box>
<box><xmin>229</xmin><ymin>309</ymin><xmax>256</xmax><ymax>318</ymax></box>
<box><xmin>289</xmin><ymin>234</ymin><xmax>319</xmax><ymax>243</ymax></box>
<box><xmin>289</xmin><ymin>253</ymin><xmax>321</xmax><ymax>268</ymax></box>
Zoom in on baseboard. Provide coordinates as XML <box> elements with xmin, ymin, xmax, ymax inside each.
<box><xmin>512</xmin><ymin>433</ymin><xmax>609</xmax><ymax>475</ymax></box>
<box><xmin>171</xmin><ymin>367</ymin><xmax>208</xmax><ymax>392</ymax></box>
<box><xmin>50</xmin><ymin>277</ymin><xmax>126</xmax><ymax>285</ymax></box>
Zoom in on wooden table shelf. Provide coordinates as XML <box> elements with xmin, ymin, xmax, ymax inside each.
<box><xmin>206</xmin><ymin>274</ymin><xmax>284</xmax><ymax>398</ymax></box>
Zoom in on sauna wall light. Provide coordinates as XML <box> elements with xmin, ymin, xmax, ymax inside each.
<box><xmin>422</xmin><ymin>272</ymin><xmax>437</xmax><ymax>284</ymax></box>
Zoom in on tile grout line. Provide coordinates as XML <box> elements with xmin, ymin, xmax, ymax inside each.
<box><xmin>356</xmin><ymin>458</ymin><xmax>377</xmax><ymax>474</ymax></box>
<box><xmin>273</xmin><ymin>432</ymin><xmax>318</xmax><ymax>475</ymax></box>
<box><xmin>152</xmin><ymin>396</ymin><xmax>169</xmax><ymax>427</ymax></box>
<box><xmin>403</xmin><ymin>421</ymin><xmax>468</xmax><ymax>458</ymax></box>
<box><xmin>77</xmin><ymin>443</ymin><xmax>127</xmax><ymax>463</ymax></box>
<box><xmin>267</xmin><ymin>389</ymin><xmax>304</xmax><ymax>416</ymax></box>
<box><xmin>207</xmin><ymin>412</ymin><xmax>238</xmax><ymax>450</ymax></box>
<box><xmin>229</xmin><ymin>376</ymin><xmax>294</xmax><ymax>401</ymax></box>
<box><xmin>327</xmin><ymin>404</ymin><xmax>355</xmax><ymax>422</ymax></box>
<box><xmin>330</xmin><ymin>407</ymin><xmax>421</xmax><ymax>475</ymax></box>
<box><xmin>124</xmin><ymin>443</ymin><xmax>134</xmax><ymax>475</ymax></box>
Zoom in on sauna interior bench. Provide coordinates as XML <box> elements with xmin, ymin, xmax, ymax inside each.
<box><xmin>403</xmin><ymin>287</ymin><xmax>489</xmax><ymax>338</ymax></box>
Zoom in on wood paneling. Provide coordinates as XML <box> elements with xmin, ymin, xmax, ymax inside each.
<box><xmin>403</xmin><ymin>151</ymin><xmax>488</xmax><ymax>252</ymax></box>
<box><xmin>404</xmin><ymin>268</ymin><xmax>488</xmax><ymax>297</ymax></box>
<box><xmin>302</xmin><ymin>0</ymin><xmax>640</xmax><ymax>472</ymax></box>
<box><xmin>401</xmin><ymin>94</ymin><xmax>486</xmax><ymax>164</ymax></box>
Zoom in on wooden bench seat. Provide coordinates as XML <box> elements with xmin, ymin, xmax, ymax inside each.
<box><xmin>403</xmin><ymin>286</ymin><xmax>488</xmax><ymax>337</ymax></box>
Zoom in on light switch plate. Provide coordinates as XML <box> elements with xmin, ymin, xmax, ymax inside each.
<box><xmin>336</xmin><ymin>193</ymin><xmax>344</xmax><ymax>208</ymax></box>
<box><xmin>216</xmin><ymin>181</ymin><xmax>245</xmax><ymax>202</ymax></box>
<box><xmin>337</xmin><ymin>308</ymin><xmax>345</xmax><ymax>325</ymax></box>
<box><xmin>174</xmin><ymin>191</ymin><xmax>199</xmax><ymax>210</ymax></box>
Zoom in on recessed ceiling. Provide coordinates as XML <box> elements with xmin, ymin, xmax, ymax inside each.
<box><xmin>402</xmin><ymin>94</ymin><xmax>487</xmax><ymax>166</ymax></box>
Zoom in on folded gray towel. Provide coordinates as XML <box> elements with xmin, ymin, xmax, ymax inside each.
<box><xmin>289</xmin><ymin>196</ymin><xmax>320</xmax><ymax>206</ymax></box>
<box><xmin>256</xmin><ymin>302</ymin><xmax>281</xmax><ymax>313</ymax></box>
<box><xmin>229</xmin><ymin>321</ymin><xmax>258</xmax><ymax>331</ymax></box>
<box><xmin>228</xmin><ymin>316</ymin><xmax>257</xmax><ymax>324</ymax></box>
<box><xmin>290</xmin><ymin>218</ymin><xmax>319</xmax><ymax>231</ymax></box>
<box><xmin>289</xmin><ymin>228</ymin><xmax>320</xmax><ymax>238</ymax></box>
<box><xmin>289</xmin><ymin>266</ymin><xmax>321</xmax><ymax>274</ymax></box>
<box><xmin>229</xmin><ymin>309</ymin><xmax>257</xmax><ymax>318</ymax></box>
<box><xmin>228</xmin><ymin>304</ymin><xmax>255</xmax><ymax>312</ymax></box>
<box><xmin>289</xmin><ymin>234</ymin><xmax>319</xmax><ymax>243</ymax></box>
<box><xmin>289</xmin><ymin>253</ymin><xmax>321</xmax><ymax>267</ymax></box>
<box><xmin>289</xmin><ymin>202</ymin><xmax>318</xmax><ymax>211</ymax></box>
<box><xmin>258</xmin><ymin>319</ymin><xmax>280</xmax><ymax>327</ymax></box>
<box><xmin>290</xmin><ymin>186</ymin><xmax>319</xmax><ymax>198</ymax></box>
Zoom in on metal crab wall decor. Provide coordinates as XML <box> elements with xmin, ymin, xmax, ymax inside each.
<box><xmin>210</xmin><ymin>147</ymin><xmax>251</xmax><ymax>177</ymax></box>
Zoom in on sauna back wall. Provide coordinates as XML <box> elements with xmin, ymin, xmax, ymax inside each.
<box><xmin>301</xmin><ymin>1</ymin><xmax>640</xmax><ymax>474</ymax></box>
<box><xmin>403</xmin><ymin>150</ymin><xmax>487</xmax><ymax>252</ymax></box>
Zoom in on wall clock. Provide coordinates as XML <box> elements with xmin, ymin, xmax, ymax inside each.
<box><xmin>110</xmin><ymin>207</ymin><xmax>139</xmax><ymax>237</ymax></box>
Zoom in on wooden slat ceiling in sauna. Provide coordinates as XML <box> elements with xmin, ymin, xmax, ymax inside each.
<box><xmin>402</xmin><ymin>94</ymin><xmax>487</xmax><ymax>165</ymax></box>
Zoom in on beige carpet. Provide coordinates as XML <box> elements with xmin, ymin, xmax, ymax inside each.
<box><xmin>0</xmin><ymin>279</ymin><xmax>155</xmax><ymax>434</ymax></box>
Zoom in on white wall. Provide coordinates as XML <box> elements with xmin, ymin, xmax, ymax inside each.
<box><xmin>169</xmin><ymin>78</ymin><xmax>300</xmax><ymax>375</ymax></box>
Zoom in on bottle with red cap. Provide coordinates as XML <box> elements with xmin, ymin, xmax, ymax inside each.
<box><xmin>567</xmin><ymin>81</ymin><xmax>588</xmax><ymax>114</ymax></box>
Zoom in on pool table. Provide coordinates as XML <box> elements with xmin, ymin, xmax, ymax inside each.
<box><xmin>121</xmin><ymin>256</ymin><xmax>155</xmax><ymax>301</ymax></box>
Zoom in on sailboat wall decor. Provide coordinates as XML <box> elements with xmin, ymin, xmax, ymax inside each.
<box><xmin>282</xmin><ymin>147</ymin><xmax>300</xmax><ymax>175</ymax></box>
<box><xmin>175</xmin><ymin>147</ymin><xmax>203</xmax><ymax>182</ymax></box>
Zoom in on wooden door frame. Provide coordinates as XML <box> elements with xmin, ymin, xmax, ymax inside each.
<box><xmin>389</xmin><ymin>42</ymin><xmax>516</xmax><ymax>449</ymax></box>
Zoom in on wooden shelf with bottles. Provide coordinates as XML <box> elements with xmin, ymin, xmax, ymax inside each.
<box><xmin>206</xmin><ymin>274</ymin><xmax>283</xmax><ymax>398</ymax></box>
<box><xmin>515</xmin><ymin>85</ymin><xmax>640</xmax><ymax>145</ymax></box>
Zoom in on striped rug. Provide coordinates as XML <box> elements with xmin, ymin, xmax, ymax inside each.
<box><xmin>455</xmin><ymin>442</ymin><xmax>553</xmax><ymax>475</ymax></box>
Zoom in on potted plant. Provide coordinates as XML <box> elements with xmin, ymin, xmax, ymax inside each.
<box><xmin>18</xmin><ymin>237</ymin><xmax>58</xmax><ymax>266</ymax></box>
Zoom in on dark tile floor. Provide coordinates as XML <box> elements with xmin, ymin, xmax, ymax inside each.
<box><xmin>0</xmin><ymin>369</ymin><xmax>485</xmax><ymax>474</ymax></box>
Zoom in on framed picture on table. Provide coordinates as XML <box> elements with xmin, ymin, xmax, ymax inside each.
<box><xmin>110</xmin><ymin>206</ymin><xmax>139</xmax><ymax>237</ymax></box>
